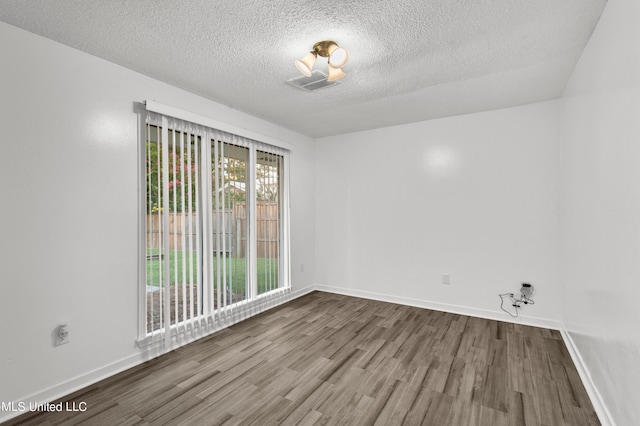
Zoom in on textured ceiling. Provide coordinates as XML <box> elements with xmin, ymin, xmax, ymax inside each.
<box><xmin>0</xmin><ymin>0</ymin><xmax>607</xmax><ymax>137</ymax></box>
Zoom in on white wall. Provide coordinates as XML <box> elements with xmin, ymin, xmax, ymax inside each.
<box><xmin>560</xmin><ymin>0</ymin><xmax>640</xmax><ymax>424</ymax></box>
<box><xmin>0</xmin><ymin>21</ymin><xmax>315</xmax><ymax>419</ymax></box>
<box><xmin>315</xmin><ymin>101</ymin><xmax>562</xmax><ymax>324</ymax></box>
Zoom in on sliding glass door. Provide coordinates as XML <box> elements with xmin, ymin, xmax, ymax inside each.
<box><xmin>143</xmin><ymin>112</ymin><xmax>289</xmax><ymax>339</ymax></box>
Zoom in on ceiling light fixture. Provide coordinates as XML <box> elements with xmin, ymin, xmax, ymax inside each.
<box><xmin>295</xmin><ymin>40</ymin><xmax>349</xmax><ymax>82</ymax></box>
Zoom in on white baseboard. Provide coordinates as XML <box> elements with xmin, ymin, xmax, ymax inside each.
<box><xmin>559</xmin><ymin>329</ymin><xmax>616</xmax><ymax>426</ymax></box>
<box><xmin>0</xmin><ymin>284</ymin><xmax>317</xmax><ymax>425</ymax></box>
<box><xmin>313</xmin><ymin>284</ymin><xmax>562</xmax><ymax>330</ymax></box>
<box><xmin>0</xmin><ymin>353</ymin><xmax>147</xmax><ymax>424</ymax></box>
<box><xmin>280</xmin><ymin>284</ymin><xmax>317</xmax><ymax>301</ymax></box>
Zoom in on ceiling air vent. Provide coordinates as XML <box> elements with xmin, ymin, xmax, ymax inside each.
<box><xmin>287</xmin><ymin>70</ymin><xmax>341</xmax><ymax>91</ymax></box>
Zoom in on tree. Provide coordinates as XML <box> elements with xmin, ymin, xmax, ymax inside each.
<box><xmin>146</xmin><ymin>142</ymin><xmax>198</xmax><ymax>213</ymax></box>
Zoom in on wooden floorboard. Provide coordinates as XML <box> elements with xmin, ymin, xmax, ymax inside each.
<box><xmin>3</xmin><ymin>292</ymin><xmax>600</xmax><ymax>425</ymax></box>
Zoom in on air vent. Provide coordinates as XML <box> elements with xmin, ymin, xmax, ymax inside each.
<box><xmin>287</xmin><ymin>70</ymin><xmax>341</xmax><ymax>91</ymax></box>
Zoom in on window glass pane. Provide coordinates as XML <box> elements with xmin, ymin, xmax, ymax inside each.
<box><xmin>146</xmin><ymin>126</ymin><xmax>201</xmax><ymax>333</ymax></box>
<box><xmin>213</xmin><ymin>141</ymin><xmax>249</xmax><ymax>308</ymax></box>
<box><xmin>145</xmin><ymin>125</ymin><xmax>162</xmax><ymax>333</ymax></box>
<box><xmin>256</xmin><ymin>151</ymin><xmax>282</xmax><ymax>295</ymax></box>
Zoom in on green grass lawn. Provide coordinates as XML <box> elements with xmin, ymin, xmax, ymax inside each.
<box><xmin>146</xmin><ymin>250</ymin><xmax>279</xmax><ymax>294</ymax></box>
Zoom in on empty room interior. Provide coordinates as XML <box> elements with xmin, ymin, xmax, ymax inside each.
<box><xmin>0</xmin><ymin>0</ymin><xmax>638</xmax><ymax>425</ymax></box>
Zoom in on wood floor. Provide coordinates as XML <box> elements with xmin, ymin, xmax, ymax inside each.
<box><xmin>5</xmin><ymin>292</ymin><xmax>599</xmax><ymax>426</ymax></box>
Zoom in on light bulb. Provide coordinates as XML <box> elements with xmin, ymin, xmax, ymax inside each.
<box><xmin>328</xmin><ymin>47</ymin><xmax>349</xmax><ymax>68</ymax></box>
<box><xmin>327</xmin><ymin>65</ymin><xmax>346</xmax><ymax>82</ymax></box>
<box><xmin>295</xmin><ymin>52</ymin><xmax>316</xmax><ymax>77</ymax></box>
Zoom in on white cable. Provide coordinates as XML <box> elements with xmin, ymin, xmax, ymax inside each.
<box><xmin>499</xmin><ymin>286</ymin><xmax>536</xmax><ymax>318</ymax></box>
<box><xmin>499</xmin><ymin>293</ymin><xmax>519</xmax><ymax>318</ymax></box>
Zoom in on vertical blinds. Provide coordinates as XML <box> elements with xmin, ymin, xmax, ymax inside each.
<box><xmin>143</xmin><ymin>109</ymin><xmax>290</xmax><ymax>346</ymax></box>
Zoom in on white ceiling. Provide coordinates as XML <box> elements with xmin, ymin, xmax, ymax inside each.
<box><xmin>0</xmin><ymin>0</ymin><xmax>607</xmax><ymax>138</ymax></box>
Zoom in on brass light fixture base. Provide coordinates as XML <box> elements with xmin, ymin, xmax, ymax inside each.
<box><xmin>312</xmin><ymin>40</ymin><xmax>339</xmax><ymax>58</ymax></box>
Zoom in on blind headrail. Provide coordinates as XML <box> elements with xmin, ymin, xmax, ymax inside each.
<box><xmin>144</xmin><ymin>100</ymin><xmax>293</xmax><ymax>152</ymax></box>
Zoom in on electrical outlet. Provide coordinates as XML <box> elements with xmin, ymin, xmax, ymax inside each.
<box><xmin>442</xmin><ymin>274</ymin><xmax>450</xmax><ymax>285</ymax></box>
<box><xmin>300</xmin><ymin>264</ymin><xmax>304</xmax><ymax>273</ymax></box>
<box><xmin>521</xmin><ymin>282</ymin><xmax>534</xmax><ymax>299</ymax></box>
<box><xmin>56</xmin><ymin>324</ymin><xmax>69</xmax><ymax>346</ymax></box>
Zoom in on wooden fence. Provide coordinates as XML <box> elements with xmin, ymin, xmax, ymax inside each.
<box><xmin>147</xmin><ymin>202</ymin><xmax>279</xmax><ymax>258</ymax></box>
